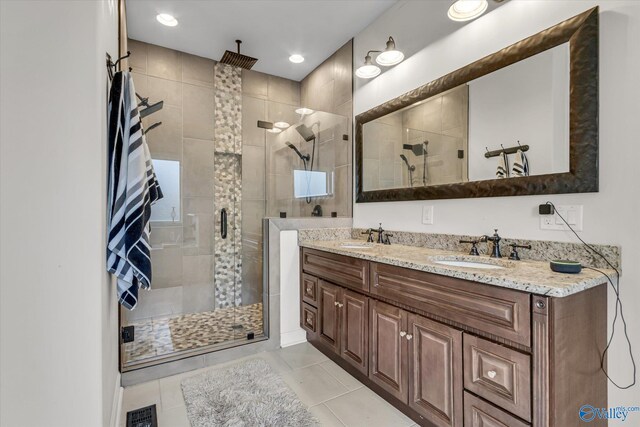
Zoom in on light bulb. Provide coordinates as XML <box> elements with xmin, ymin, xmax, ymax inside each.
<box><xmin>156</xmin><ymin>13</ymin><xmax>178</xmax><ymax>27</ymax></box>
<box><xmin>447</xmin><ymin>0</ymin><xmax>488</xmax><ymax>22</ymax></box>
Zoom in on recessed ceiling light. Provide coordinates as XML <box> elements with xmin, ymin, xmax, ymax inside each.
<box><xmin>355</xmin><ymin>54</ymin><xmax>381</xmax><ymax>79</ymax></box>
<box><xmin>266</xmin><ymin>128</ymin><xmax>282</xmax><ymax>134</ymax></box>
<box><xmin>295</xmin><ymin>107</ymin><xmax>315</xmax><ymax>115</ymax></box>
<box><xmin>447</xmin><ymin>0</ymin><xmax>488</xmax><ymax>22</ymax></box>
<box><xmin>289</xmin><ymin>54</ymin><xmax>305</xmax><ymax>64</ymax></box>
<box><xmin>156</xmin><ymin>13</ymin><xmax>178</xmax><ymax>27</ymax></box>
<box><xmin>376</xmin><ymin>37</ymin><xmax>404</xmax><ymax>66</ymax></box>
<box><xmin>274</xmin><ymin>121</ymin><xmax>290</xmax><ymax>129</ymax></box>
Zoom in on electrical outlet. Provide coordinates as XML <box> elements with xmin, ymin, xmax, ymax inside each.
<box><xmin>422</xmin><ymin>206</ymin><xmax>434</xmax><ymax>225</ymax></box>
<box><xmin>540</xmin><ymin>205</ymin><xmax>583</xmax><ymax>231</ymax></box>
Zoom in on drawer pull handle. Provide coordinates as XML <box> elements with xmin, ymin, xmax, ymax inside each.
<box><xmin>400</xmin><ymin>331</ymin><xmax>407</xmax><ymax>337</ymax></box>
<box><xmin>406</xmin><ymin>334</ymin><xmax>413</xmax><ymax>340</ymax></box>
<box><xmin>487</xmin><ymin>370</ymin><xmax>497</xmax><ymax>379</ymax></box>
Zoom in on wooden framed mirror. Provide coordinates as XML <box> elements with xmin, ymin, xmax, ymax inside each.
<box><xmin>355</xmin><ymin>7</ymin><xmax>598</xmax><ymax>202</ymax></box>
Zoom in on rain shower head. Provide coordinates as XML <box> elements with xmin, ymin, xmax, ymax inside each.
<box><xmin>286</xmin><ymin>142</ymin><xmax>310</xmax><ymax>162</ymax></box>
<box><xmin>295</xmin><ymin>123</ymin><xmax>316</xmax><ymax>142</ymax></box>
<box><xmin>402</xmin><ymin>141</ymin><xmax>428</xmax><ymax>156</ymax></box>
<box><xmin>220</xmin><ymin>40</ymin><xmax>258</xmax><ymax>70</ymax></box>
<box><xmin>139</xmin><ymin>100</ymin><xmax>164</xmax><ymax>119</ymax></box>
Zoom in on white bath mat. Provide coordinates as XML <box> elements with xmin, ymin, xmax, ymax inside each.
<box><xmin>181</xmin><ymin>358</ymin><xmax>319</xmax><ymax>427</ymax></box>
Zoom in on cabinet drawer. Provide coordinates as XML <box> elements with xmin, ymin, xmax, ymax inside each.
<box><xmin>464</xmin><ymin>392</ymin><xmax>530</xmax><ymax>427</ymax></box>
<box><xmin>370</xmin><ymin>263</ymin><xmax>531</xmax><ymax>347</ymax></box>
<box><xmin>301</xmin><ymin>303</ymin><xmax>318</xmax><ymax>339</ymax></box>
<box><xmin>301</xmin><ymin>274</ymin><xmax>318</xmax><ymax>307</ymax></box>
<box><xmin>463</xmin><ymin>335</ymin><xmax>531</xmax><ymax>422</ymax></box>
<box><xmin>302</xmin><ymin>248</ymin><xmax>369</xmax><ymax>292</ymax></box>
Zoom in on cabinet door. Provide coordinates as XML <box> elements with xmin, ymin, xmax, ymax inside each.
<box><xmin>340</xmin><ymin>290</ymin><xmax>368</xmax><ymax>374</ymax></box>
<box><xmin>408</xmin><ymin>314</ymin><xmax>463</xmax><ymax>427</ymax></box>
<box><xmin>369</xmin><ymin>300</ymin><xmax>408</xmax><ymax>402</ymax></box>
<box><xmin>318</xmin><ymin>280</ymin><xmax>341</xmax><ymax>353</ymax></box>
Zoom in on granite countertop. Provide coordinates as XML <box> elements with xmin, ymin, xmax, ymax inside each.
<box><xmin>299</xmin><ymin>239</ymin><xmax>616</xmax><ymax>297</ymax></box>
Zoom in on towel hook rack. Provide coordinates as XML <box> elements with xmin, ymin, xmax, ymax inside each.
<box><xmin>106</xmin><ymin>51</ymin><xmax>132</xmax><ymax>80</ymax></box>
<box><xmin>485</xmin><ymin>142</ymin><xmax>530</xmax><ymax>159</ymax></box>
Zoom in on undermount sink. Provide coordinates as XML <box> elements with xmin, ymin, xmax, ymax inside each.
<box><xmin>339</xmin><ymin>242</ymin><xmax>373</xmax><ymax>249</ymax></box>
<box><xmin>433</xmin><ymin>259</ymin><xmax>505</xmax><ymax>270</ymax></box>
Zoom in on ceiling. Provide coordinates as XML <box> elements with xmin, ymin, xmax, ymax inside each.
<box><xmin>126</xmin><ymin>0</ymin><xmax>397</xmax><ymax>81</ymax></box>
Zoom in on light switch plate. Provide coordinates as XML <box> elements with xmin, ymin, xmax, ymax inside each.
<box><xmin>422</xmin><ymin>206</ymin><xmax>434</xmax><ymax>225</ymax></box>
<box><xmin>540</xmin><ymin>205</ymin><xmax>583</xmax><ymax>231</ymax></box>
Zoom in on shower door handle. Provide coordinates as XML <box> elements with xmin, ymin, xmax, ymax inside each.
<box><xmin>220</xmin><ymin>208</ymin><xmax>227</xmax><ymax>239</ymax></box>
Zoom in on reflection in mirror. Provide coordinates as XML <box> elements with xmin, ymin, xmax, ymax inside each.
<box><xmin>362</xmin><ymin>43</ymin><xmax>570</xmax><ymax>192</ymax></box>
<box><xmin>150</xmin><ymin>159</ymin><xmax>180</xmax><ymax>222</ymax></box>
<box><xmin>468</xmin><ymin>43</ymin><xmax>570</xmax><ymax>181</ymax></box>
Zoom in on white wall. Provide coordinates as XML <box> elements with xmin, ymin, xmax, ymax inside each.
<box><xmin>279</xmin><ymin>231</ymin><xmax>306</xmax><ymax>347</ymax></box>
<box><xmin>354</xmin><ymin>1</ymin><xmax>640</xmax><ymax>419</ymax></box>
<box><xmin>0</xmin><ymin>2</ymin><xmax>120</xmax><ymax>426</ymax></box>
<box><xmin>468</xmin><ymin>44</ymin><xmax>570</xmax><ymax>180</ymax></box>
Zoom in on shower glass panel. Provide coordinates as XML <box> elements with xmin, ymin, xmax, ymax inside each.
<box><xmin>120</xmin><ymin>60</ymin><xmax>267</xmax><ymax>371</ymax></box>
<box><xmin>266</xmin><ymin>109</ymin><xmax>350</xmax><ymax>218</ymax></box>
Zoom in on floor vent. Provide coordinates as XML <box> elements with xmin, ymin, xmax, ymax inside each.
<box><xmin>126</xmin><ymin>404</ymin><xmax>158</xmax><ymax>427</ymax></box>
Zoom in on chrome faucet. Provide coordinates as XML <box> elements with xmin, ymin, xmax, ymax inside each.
<box><xmin>481</xmin><ymin>229</ymin><xmax>502</xmax><ymax>258</ymax></box>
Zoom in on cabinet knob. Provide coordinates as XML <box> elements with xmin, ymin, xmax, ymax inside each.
<box><xmin>487</xmin><ymin>370</ymin><xmax>497</xmax><ymax>379</ymax></box>
<box><xmin>338</xmin><ymin>303</ymin><xmax>344</xmax><ymax>308</ymax></box>
<box><xmin>406</xmin><ymin>334</ymin><xmax>413</xmax><ymax>340</ymax></box>
<box><xmin>334</xmin><ymin>301</ymin><xmax>339</xmax><ymax>306</ymax></box>
<box><xmin>400</xmin><ymin>331</ymin><xmax>407</xmax><ymax>337</ymax></box>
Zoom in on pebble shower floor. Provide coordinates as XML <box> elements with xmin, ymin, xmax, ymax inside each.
<box><xmin>122</xmin><ymin>302</ymin><xmax>263</xmax><ymax>366</ymax></box>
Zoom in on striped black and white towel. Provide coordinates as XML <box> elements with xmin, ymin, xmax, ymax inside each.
<box><xmin>512</xmin><ymin>149</ymin><xmax>529</xmax><ymax>177</ymax></box>
<box><xmin>496</xmin><ymin>151</ymin><xmax>509</xmax><ymax>179</ymax></box>
<box><xmin>107</xmin><ymin>71</ymin><xmax>163</xmax><ymax>310</ymax></box>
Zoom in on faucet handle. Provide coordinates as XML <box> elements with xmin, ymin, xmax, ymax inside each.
<box><xmin>383</xmin><ymin>233</ymin><xmax>393</xmax><ymax>245</ymax></box>
<box><xmin>508</xmin><ymin>243</ymin><xmax>532</xmax><ymax>261</ymax></box>
<box><xmin>459</xmin><ymin>239</ymin><xmax>480</xmax><ymax>256</ymax></box>
<box><xmin>362</xmin><ymin>228</ymin><xmax>374</xmax><ymax>243</ymax></box>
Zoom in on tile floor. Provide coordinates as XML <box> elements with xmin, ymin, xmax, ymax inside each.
<box><xmin>120</xmin><ymin>342</ymin><xmax>418</xmax><ymax>427</ymax></box>
<box><xmin>122</xmin><ymin>303</ymin><xmax>264</xmax><ymax>366</ymax></box>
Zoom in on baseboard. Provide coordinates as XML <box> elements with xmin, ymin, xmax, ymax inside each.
<box><xmin>111</xmin><ymin>372</ymin><xmax>123</xmax><ymax>427</ymax></box>
<box><xmin>280</xmin><ymin>329</ymin><xmax>307</xmax><ymax>348</ymax></box>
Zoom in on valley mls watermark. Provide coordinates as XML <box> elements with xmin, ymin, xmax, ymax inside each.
<box><xmin>579</xmin><ymin>404</ymin><xmax>640</xmax><ymax>422</ymax></box>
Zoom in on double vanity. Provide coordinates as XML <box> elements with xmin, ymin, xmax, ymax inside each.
<box><xmin>298</xmin><ymin>237</ymin><xmax>611</xmax><ymax>427</ymax></box>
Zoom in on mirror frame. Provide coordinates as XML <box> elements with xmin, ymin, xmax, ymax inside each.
<box><xmin>355</xmin><ymin>7</ymin><xmax>598</xmax><ymax>203</ymax></box>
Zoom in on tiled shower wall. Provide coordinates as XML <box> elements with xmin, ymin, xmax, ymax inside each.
<box><xmin>213</xmin><ymin>64</ymin><xmax>243</xmax><ymax>309</ymax></box>
<box><xmin>126</xmin><ymin>39</ymin><xmax>217</xmax><ymax>321</ymax></box>
<box><xmin>300</xmin><ymin>40</ymin><xmax>353</xmax><ymax>217</ymax></box>
<box><xmin>363</xmin><ymin>85</ymin><xmax>468</xmax><ymax>190</ymax></box>
<box><xmin>125</xmin><ymin>40</ymin><xmax>298</xmax><ymax>320</ymax></box>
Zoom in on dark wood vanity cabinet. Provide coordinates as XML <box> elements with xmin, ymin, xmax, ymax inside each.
<box><xmin>300</xmin><ymin>248</ymin><xmax>607</xmax><ymax>427</ymax></box>
<box><xmin>370</xmin><ymin>300</ymin><xmax>408</xmax><ymax>402</ymax></box>
<box><xmin>303</xmin><ymin>277</ymin><xmax>369</xmax><ymax>374</ymax></box>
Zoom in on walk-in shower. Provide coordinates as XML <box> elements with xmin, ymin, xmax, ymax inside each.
<box><xmin>120</xmin><ymin>39</ymin><xmax>351</xmax><ymax>371</ymax></box>
<box><xmin>120</xmin><ymin>44</ymin><xmax>268</xmax><ymax>371</ymax></box>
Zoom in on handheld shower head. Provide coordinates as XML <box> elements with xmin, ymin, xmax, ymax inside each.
<box><xmin>286</xmin><ymin>142</ymin><xmax>310</xmax><ymax>162</ymax></box>
<box><xmin>399</xmin><ymin>154</ymin><xmax>416</xmax><ymax>171</ymax></box>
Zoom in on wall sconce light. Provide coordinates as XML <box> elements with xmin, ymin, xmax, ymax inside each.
<box><xmin>376</xmin><ymin>37</ymin><xmax>404</xmax><ymax>66</ymax></box>
<box><xmin>355</xmin><ymin>52</ymin><xmax>381</xmax><ymax>79</ymax></box>
<box><xmin>356</xmin><ymin>36</ymin><xmax>404</xmax><ymax>79</ymax></box>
